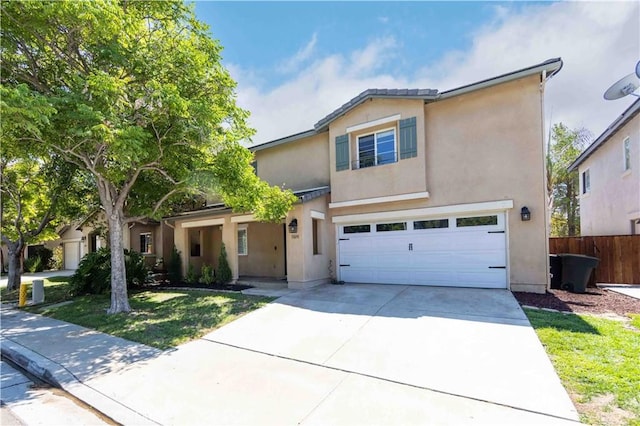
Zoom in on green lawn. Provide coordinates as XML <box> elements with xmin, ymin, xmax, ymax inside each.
<box><xmin>1</xmin><ymin>275</ymin><xmax>73</xmax><ymax>305</ymax></box>
<box><xmin>35</xmin><ymin>289</ymin><xmax>272</xmax><ymax>349</ymax></box>
<box><xmin>2</xmin><ymin>275</ymin><xmax>272</xmax><ymax>350</ymax></box>
<box><xmin>525</xmin><ymin>308</ymin><xmax>640</xmax><ymax>426</ymax></box>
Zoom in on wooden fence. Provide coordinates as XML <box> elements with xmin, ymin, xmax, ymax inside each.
<box><xmin>549</xmin><ymin>235</ymin><xmax>640</xmax><ymax>285</ymax></box>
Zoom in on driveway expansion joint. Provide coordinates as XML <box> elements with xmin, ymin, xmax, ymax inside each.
<box><xmin>202</xmin><ymin>338</ymin><xmax>581</xmax><ymax>424</ymax></box>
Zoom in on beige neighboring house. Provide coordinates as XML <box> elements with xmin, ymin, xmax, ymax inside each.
<box><xmin>166</xmin><ymin>58</ymin><xmax>562</xmax><ymax>294</ymax></box>
<box><xmin>57</xmin><ymin>211</ymin><xmax>173</xmax><ymax>270</ymax></box>
<box><xmin>568</xmin><ymin>99</ymin><xmax>640</xmax><ymax>236</ymax></box>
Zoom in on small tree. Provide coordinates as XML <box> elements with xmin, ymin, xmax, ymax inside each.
<box><xmin>546</xmin><ymin>123</ymin><xmax>591</xmax><ymax>236</ymax></box>
<box><xmin>217</xmin><ymin>243</ymin><xmax>232</xmax><ymax>285</ymax></box>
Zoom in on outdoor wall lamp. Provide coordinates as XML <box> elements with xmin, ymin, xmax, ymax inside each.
<box><xmin>288</xmin><ymin>218</ymin><xmax>298</xmax><ymax>234</ymax></box>
<box><xmin>521</xmin><ymin>206</ymin><xmax>531</xmax><ymax>222</ymax></box>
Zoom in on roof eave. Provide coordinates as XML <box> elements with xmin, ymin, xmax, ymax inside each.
<box><xmin>439</xmin><ymin>58</ymin><xmax>563</xmax><ymax>100</ymax></box>
<box><xmin>567</xmin><ymin>98</ymin><xmax>640</xmax><ymax>172</ymax></box>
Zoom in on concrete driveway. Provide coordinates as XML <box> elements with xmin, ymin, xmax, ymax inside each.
<box><xmin>206</xmin><ymin>284</ymin><xmax>578</xmax><ymax>422</ymax></box>
<box><xmin>2</xmin><ymin>283</ymin><xmax>580</xmax><ymax>425</ymax></box>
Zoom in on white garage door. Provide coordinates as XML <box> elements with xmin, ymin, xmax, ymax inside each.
<box><xmin>64</xmin><ymin>242</ymin><xmax>80</xmax><ymax>270</ymax></box>
<box><xmin>338</xmin><ymin>213</ymin><xmax>507</xmax><ymax>288</ymax></box>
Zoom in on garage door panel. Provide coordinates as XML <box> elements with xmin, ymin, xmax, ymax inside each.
<box><xmin>338</xmin><ymin>213</ymin><xmax>508</xmax><ymax>288</ymax></box>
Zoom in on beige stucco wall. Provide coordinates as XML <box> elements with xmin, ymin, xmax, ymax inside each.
<box><xmin>425</xmin><ymin>75</ymin><xmax>548</xmax><ymax>291</ymax></box>
<box><xmin>329</xmin><ymin>99</ymin><xmax>427</xmax><ymax>203</ymax></box>
<box><xmin>578</xmin><ymin>113</ymin><xmax>640</xmax><ymax>235</ymax></box>
<box><xmin>285</xmin><ymin>195</ymin><xmax>333</xmax><ymax>288</ymax></box>
<box><xmin>238</xmin><ymin>221</ymin><xmax>285</xmax><ymax>278</ymax></box>
<box><xmin>328</xmin><ymin>75</ymin><xmax>549</xmax><ymax>292</ymax></box>
<box><xmin>255</xmin><ymin>133</ymin><xmax>330</xmax><ymax>191</ymax></box>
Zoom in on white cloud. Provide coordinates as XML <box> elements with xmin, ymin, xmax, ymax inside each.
<box><xmin>277</xmin><ymin>32</ymin><xmax>318</xmax><ymax>74</ymax></box>
<box><xmin>230</xmin><ymin>2</ymin><xmax>639</xmax><ymax>145</ymax></box>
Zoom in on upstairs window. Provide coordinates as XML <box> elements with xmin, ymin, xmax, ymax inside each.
<box><xmin>356</xmin><ymin>129</ymin><xmax>396</xmax><ymax>169</ymax></box>
<box><xmin>582</xmin><ymin>169</ymin><xmax>591</xmax><ymax>194</ymax></box>
<box><xmin>623</xmin><ymin>137</ymin><xmax>631</xmax><ymax>171</ymax></box>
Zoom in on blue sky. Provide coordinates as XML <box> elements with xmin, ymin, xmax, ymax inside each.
<box><xmin>194</xmin><ymin>2</ymin><xmax>639</xmax><ymax>144</ymax></box>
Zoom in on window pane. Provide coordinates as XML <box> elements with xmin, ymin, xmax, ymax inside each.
<box><xmin>344</xmin><ymin>225</ymin><xmax>371</xmax><ymax>234</ymax></box>
<box><xmin>312</xmin><ymin>219</ymin><xmax>320</xmax><ymax>255</ymax></box>
<box><xmin>376</xmin><ymin>222</ymin><xmax>407</xmax><ymax>232</ymax></box>
<box><xmin>238</xmin><ymin>229</ymin><xmax>248</xmax><ymax>255</ymax></box>
<box><xmin>456</xmin><ymin>216</ymin><xmax>498</xmax><ymax>227</ymax></box>
<box><xmin>624</xmin><ymin>138</ymin><xmax>631</xmax><ymax>171</ymax></box>
<box><xmin>414</xmin><ymin>219</ymin><xmax>449</xmax><ymax>230</ymax></box>
<box><xmin>376</xmin><ymin>130</ymin><xmax>396</xmax><ymax>164</ymax></box>
<box><xmin>358</xmin><ymin>134</ymin><xmax>375</xmax><ymax>168</ymax></box>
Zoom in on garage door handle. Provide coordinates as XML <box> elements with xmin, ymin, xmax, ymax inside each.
<box><xmin>340</xmin><ymin>264</ymin><xmax>350</xmax><ymax>267</ymax></box>
<box><xmin>488</xmin><ymin>266</ymin><xmax>506</xmax><ymax>269</ymax></box>
<box><xmin>488</xmin><ymin>231</ymin><xmax>505</xmax><ymax>234</ymax></box>
<box><xmin>339</xmin><ymin>238</ymin><xmax>349</xmax><ymax>241</ymax></box>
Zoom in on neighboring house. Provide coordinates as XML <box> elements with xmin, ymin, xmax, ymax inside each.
<box><xmin>57</xmin><ymin>211</ymin><xmax>173</xmax><ymax>270</ymax></box>
<box><xmin>166</xmin><ymin>58</ymin><xmax>563</xmax><ymax>294</ymax></box>
<box><xmin>568</xmin><ymin>99</ymin><xmax>640</xmax><ymax>236</ymax></box>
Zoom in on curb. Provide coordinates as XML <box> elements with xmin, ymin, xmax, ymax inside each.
<box><xmin>0</xmin><ymin>337</ymin><xmax>159</xmax><ymax>426</ymax></box>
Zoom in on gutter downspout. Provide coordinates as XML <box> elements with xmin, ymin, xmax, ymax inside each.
<box><xmin>540</xmin><ymin>67</ymin><xmax>557</xmax><ymax>291</ymax></box>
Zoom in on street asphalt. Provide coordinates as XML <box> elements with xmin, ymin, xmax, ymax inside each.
<box><xmin>1</xmin><ymin>284</ymin><xmax>580</xmax><ymax>425</ymax></box>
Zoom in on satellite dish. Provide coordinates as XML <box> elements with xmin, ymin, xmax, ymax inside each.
<box><xmin>603</xmin><ymin>73</ymin><xmax>640</xmax><ymax>100</ymax></box>
<box><xmin>636</xmin><ymin>60</ymin><xmax>640</xmax><ymax>79</ymax></box>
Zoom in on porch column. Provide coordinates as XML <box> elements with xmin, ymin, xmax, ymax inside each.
<box><xmin>221</xmin><ymin>218</ymin><xmax>239</xmax><ymax>282</ymax></box>
<box><xmin>174</xmin><ymin>223</ymin><xmax>188</xmax><ymax>276</ymax></box>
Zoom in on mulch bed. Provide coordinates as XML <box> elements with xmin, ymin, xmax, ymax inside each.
<box><xmin>513</xmin><ymin>287</ymin><xmax>640</xmax><ymax>316</ymax></box>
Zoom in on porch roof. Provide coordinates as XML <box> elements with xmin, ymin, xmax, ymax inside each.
<box><xmin>163</xmin><ymin>186</ymin><xmax>331</xmax><ymax>222</ymax></box>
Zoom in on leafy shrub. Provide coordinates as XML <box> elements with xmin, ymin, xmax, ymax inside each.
<box><xmin>216</xmin><ymin>243</ymin><xmax>232</xmax><ymax>284</ymax></box>
<box><xmin>200</xmin><ymin>264</ymin><xmax>214</xmax><ymax>285</ymax></box>
<box><xmin>185</xmin><ymin>263</ymin><xmax>198</xmax><ymax>284</ymax></box>
<box><xmin>167</xmin><ymin>246</ymin><xmax>182</xmax><ymax>284</ymax></box>
<box><xmin>50</xmin><ymin>246</ymin><xmax>64</xmax><ymax>270</ymax></box>
<box><xmin>70</xmin><ymin>248</ymin><xmax>150</xmax><ymax>296</ymax></box>
<box><xmin>24</xmin><ymin>256</ymin><xmax>43</xmax><ymax>273</ymax></box>
<box><xmin>125</xmin><ymin>250</ymin><xmax>150</xmax><ymax>289</ymax></box>
<box><xmin>70</xmin><ymin>248</ymin><xmax>111</xmax><ymax>295</ymax></box>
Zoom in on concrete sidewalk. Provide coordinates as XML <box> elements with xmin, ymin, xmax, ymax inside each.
<box><xmin>0</xmin><ymin>289</ymin><xmax>580</xmax><ymax>425</ymax></box>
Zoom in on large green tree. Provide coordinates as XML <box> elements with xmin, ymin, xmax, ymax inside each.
<box><xmin>546</xmin><ymin>123</ymin><xmax>591</xmax><ymax>237</ymax></box>
<box><xmin>1</xmin><ymin>85</ymin><xmax>94</xmax><ymax>291</ymax></box>
<box><xmin>1</xmin><ymin>1</ymin><xmax>295</xmax><ymax>312</ymax></box>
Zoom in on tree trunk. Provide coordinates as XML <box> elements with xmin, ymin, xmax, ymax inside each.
<box><xmin>106</xmin><ymin>210</ymin><xmax>131</xmax><ymax>314</ymax></box>
<box><xmin>5</xmin><ymin>240</ymin><xmax>23</xmax><ymax>291</ymax></box>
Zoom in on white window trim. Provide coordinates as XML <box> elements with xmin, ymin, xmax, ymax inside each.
<box><xmin>237</xmin><ymin>227</ymin><xmax>248</xmax><ymax>256</ymax></box>
<box><xmin>356</xmin><ymin>126</ymin><xmax>397</xmax><ymax>168</ymax></box>
<box><xmin>346</xmin><ymin>114</ymin><xmax>401</xmax><ymax>134</ymax></box>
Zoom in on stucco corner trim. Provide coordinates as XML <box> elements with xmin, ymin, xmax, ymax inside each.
<box><xmin>329</xmin><ymin>191</ymin><xmax>430</xmax><ymax>209</ymax></box>
<box><xmin>346</xmin><ymin>114</ymin><xmax>401</xmax><ymax>134</ymax></box>
<box><xmin>231</xmin><ymin>214</ymin><xmax>257</xmax><ymax>223</ymax></box>
<box><xmin>331</xmin><ymin>199</ymin><xmax>514</xmax><ymax>224</ymax></box>
<box><xmin>181</xmin><ymin>218</ymin><xmax>225</xmax><ymax>228</ymax></box>
<box><xmin>310</xmin><ymin>210</ymin><xmax>326</xmax><ymax>220</ymax></box>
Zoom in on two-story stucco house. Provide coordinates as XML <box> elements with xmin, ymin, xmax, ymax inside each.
<box><xmin>166</xmin><ymin>58</ymin><xmax>563</xmax><ymax>294</ymax></box>
<box><xmin>568</xmin><ymin>99</ymin><xmax>640</xmax><ymax>236</ymax></box>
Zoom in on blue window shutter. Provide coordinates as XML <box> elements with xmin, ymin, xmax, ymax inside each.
<box><xmin>399</xmin><ymin>116</ymin><xmax>417</xmax><ymax>159</ymax></box>
<box><xmin>335</xmin><ymin>134</ymin><xmax>350</xmax><ymax>171</ymax></box>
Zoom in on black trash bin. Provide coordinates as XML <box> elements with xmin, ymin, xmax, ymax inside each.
<box><xmin>549</xmin><ymin>254</ymin><xmax>563</xmax><ymax>289</ymax></box>
<box><xmin>558</xmin><ymin>254</ymin><xmax>599</xmax><ymax>293</ymax></box>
